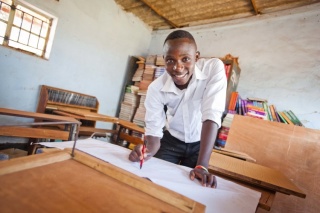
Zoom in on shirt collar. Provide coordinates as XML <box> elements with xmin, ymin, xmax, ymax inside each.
<box><xmin>161</xmin><ymin>64</ymin><xmax>208</xmax><ymax>94</ymax></box>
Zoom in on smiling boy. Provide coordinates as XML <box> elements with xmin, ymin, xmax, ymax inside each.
<box><xmin>129</xmin><ymin>30</ymin><xmax>227</xmax><ymax>187</ymax></box>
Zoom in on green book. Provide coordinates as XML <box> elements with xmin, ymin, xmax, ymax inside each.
<box><xmin>263</xmin><ymin>102</ymin><xmax>272</xmax><ymax>121</ymax></box>
<box><xmin>283</xmin><ymin>111</ymin><xmax>299</xmax><ymax>126</ymax></box>
<box><xmin>287</xmin><ymin>110</ymin><xmax>303</xmax><ymax>126</ymax></box>
<box><xmin>262</xmin><ymin>102</ymin><xmax>272</xmax><ymax>121</ymax></box>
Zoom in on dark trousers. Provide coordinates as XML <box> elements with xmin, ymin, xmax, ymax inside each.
<box><xmin>154</xmin><ymin>130</ymin><xmax>200</xmax><ymax>168</ymax></box>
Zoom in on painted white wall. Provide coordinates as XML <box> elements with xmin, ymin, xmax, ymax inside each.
<box><xmin>149</xmin><ymin>3</ymin><xmax>320</xmax><ymax>130</ymax></box>
<box><xmin>0</xmin><ymin>0</ymin><xmax>152</xmax><ymax>129</ymax></box>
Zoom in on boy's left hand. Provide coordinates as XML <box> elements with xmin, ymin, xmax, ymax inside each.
<box><xmin>189</xmin><ymin>168</ymin><xmax>217</xmax><ymax>188</ymax></box>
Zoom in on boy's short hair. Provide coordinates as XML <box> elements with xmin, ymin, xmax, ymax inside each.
<box><xmin>164</xmin><ymin>30</ymin><xmax>196</xmax><ymax>45</ymax></box>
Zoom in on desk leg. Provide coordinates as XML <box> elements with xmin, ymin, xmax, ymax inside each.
<box><xmin>116</xmin><ymin>126</ymin><xmax>123</xmax><ymax>144</ymax></box>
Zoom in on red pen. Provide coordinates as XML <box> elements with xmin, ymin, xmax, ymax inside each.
<box><xmin>140</xmin><ymin>140</ymin><xmax>147</xmax><ymax>169</ymax></box>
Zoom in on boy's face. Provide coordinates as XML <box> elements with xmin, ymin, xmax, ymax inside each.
<box><xmin>163</xmin><ymin>38</ymin><xmax>199</xmax><ymax>90</ymax></box>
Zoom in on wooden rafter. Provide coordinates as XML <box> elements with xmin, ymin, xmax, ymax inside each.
<box><xmin>138</xmin><ymin>0</ymin><xmax>179</xmax><ymax>28</ymax></box>
<box><xmin>250</xmin><ymin>0</ymin><xmax>260</xmax><ymax>15</ymax></box>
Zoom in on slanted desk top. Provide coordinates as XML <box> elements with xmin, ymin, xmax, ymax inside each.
<box><xmin>35</xmin><ymin>139</ymin><xmax>261</xmax><ymax>213</ymax></box>
<box><xmin>0</xmin><ymin>149</ymin><xmax>205</xmax><ymax>213</ymax></box>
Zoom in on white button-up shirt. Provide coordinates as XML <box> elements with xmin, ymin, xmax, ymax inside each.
<box><xmin>144</xmin><ymin>58</ymin><xmax>227</xmax><ymax>143</ymax></box>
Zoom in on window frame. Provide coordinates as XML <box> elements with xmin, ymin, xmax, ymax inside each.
<box><xmin>0</xmin><ymin>0</ymin><xmax>58</xmax><ymax>59</ymax></box>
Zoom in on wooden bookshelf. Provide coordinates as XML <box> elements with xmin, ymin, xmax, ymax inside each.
<box><xmin>35</xmin><ymin>85</ymin><xmax>117</xmax><ymax>138</ymax></box>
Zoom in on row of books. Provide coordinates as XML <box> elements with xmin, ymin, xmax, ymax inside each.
<box><xmin>216</xmin><ymin>92</ymin><xmax>304</xmax><ymax>148</ymax></box>
<box><xmin>228</xmin><ymin>92</ymin><xmax>303</xmax><ymax>126</ymax></box>
<box><xmin>215</xmin><ymin>113</ymin><xmax>234</xmax><ymax>148</ymax></box>
<box><xmin>131</xmin><ymin>55</ymin><xmax>166</xmax><ymax>92</ymax></box>
<box><xmin>47</xmin><ymin>88</ymin><xmax>97</xmax><ymax>108</ymax></box>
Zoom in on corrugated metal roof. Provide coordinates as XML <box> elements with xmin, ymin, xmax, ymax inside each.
<box><xmin>115</xmin><ymin>0</ymin><xmax>320</xmax><ymax>30</ymax></box>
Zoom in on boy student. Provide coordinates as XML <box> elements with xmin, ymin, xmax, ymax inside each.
<box><xmin>129</xmin><ymin>30</ymin><xmax>227</xmax><ymax>187</ymax></box>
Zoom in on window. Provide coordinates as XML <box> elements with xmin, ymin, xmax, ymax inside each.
<box><xmin>0</xmin><ymin>0</ymin><xmax>57</xmax><ymax>59</ymax></box>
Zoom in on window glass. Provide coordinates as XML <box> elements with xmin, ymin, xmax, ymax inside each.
<box><xmin>0</xmin><ymin>0</ymin><xmax>57</xmax><ymax>59</ymax></box>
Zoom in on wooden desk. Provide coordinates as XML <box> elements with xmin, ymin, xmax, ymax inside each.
<box><xmin>36</xmin><ymin>139</ymin><xmax>262</xmax><ymax>212</ymax></box>
<box><xmin>52</xmin><ymin>107</ymin><xmax>119</xmax><ymax>137</ymax></box>
<box><xmin>117</xmin><ymin>119</ymin><xmax>145</xmax><ymax>146</ymax></box>
<box><xmin>208</xmin><ymin>152</ymin><xmax>306</xmax><ymax>211</ymax></box>
<box><xmin>52</xmin><ymin>107</ymin><xmax>146</xmax><ymax>146</ymax></box>
<box><xmin>0</xmin><ymin>107</ymin><xmax>80</xmax><ymax>154</ymax></box>
<box><xmin>0</xmin><ymin>150</ymin><xmax>205</xmax><ymax>213</ymax></box>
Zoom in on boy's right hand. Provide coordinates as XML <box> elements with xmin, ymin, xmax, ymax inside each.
<box><xmin>128</xmin><ymin>144</ymin><xmax>150</xmax><ymax>162</ymax></box>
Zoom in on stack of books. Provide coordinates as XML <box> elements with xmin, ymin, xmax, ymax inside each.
<box><xmin>215</xmin><ymin>113</ymin><xmax>234</xmax><ymax>148</ymax></box>
<box><xmin>118</xmin><ymin>86</ymin><xmax>140</xmax><ymax>121</ymax></box>
<box><xmin>132</xmin><ymin>91</ymin><xmax>147</xmax><ymax>127</ymax></box>
<box><xmin>245</xmin><ymin>98</ymin><xmax>268</xmax><ymax>120</ymax></box>
<box><xmin>132</xmin><ymin>56</ymin><xmax>145</xmax><ymax>83</ymax></box>
<box><xmin>143</xmin><ymin>64</ymin><xmax>156</xmax><ymax>81</ymax></box>
<box><xmin>156</xmin><ymin>55</ymin><xmax>165</xmax><ymax>66</ymax></box>
<box><xmin>154</xmin><ymin>66</ymin><xmax>166</xmax><ymax>79</ymax></box>
<box><xmin>146</xmin><ymin>55</ymin><xmax>157</xmax><ymax>65</ymax></box>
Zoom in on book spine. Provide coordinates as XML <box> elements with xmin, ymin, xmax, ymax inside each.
<box><xmin>283</xmin><ymin>111</ymin><xmax>299</xmax><ymax>126</ymax></box>
<box><xmin>273</xmin><ymin>105</ymin><xmax>281</xmax><ymax>122</ymax></box>
<box><xmin>262</xmin><ymin>102</ymin><xmax>272</xmax><ymax>121</ymax></box>
<box><xmin>269</xmin><ymin>105</ymin><xmax>278</xmax><ymax>122</ymax></box>
<box><xmin>277</xmin><ymin>111</ymin><xmax>288</xmax><ymax>124</ymax></box>
<box><xmin>246</xmin><ymin>105</ymin><xmax>265</xmax><ymax>113</ymax></box>
<box><xmin>287</xmin><ymin>110</ymin><xmax>303</xmax><ymax>126</ymax></box>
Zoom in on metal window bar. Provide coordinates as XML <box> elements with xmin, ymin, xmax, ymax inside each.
<box><xmin>0</xmin><ymin>0</ymin><xmax>52</xmax><ymax>57</ymax></box>
<box><xmin>14</xmin><ymin>7</ymin><xmax>48</xmax><ymax>51</ymax></box>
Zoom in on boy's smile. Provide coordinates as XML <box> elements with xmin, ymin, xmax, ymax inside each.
<box><xmin>163</xmin><ymin>38</ymin><xmax>199</xmax><ymax>90</ymax></box>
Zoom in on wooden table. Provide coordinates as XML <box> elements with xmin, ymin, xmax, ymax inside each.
<box><xmin>208</xmin><ymin>152</ymin><xmax>306</xmax><ymax>211</ymax></box>
<box><xmin>0</xmin><ymin>149</ymin><xmax>205</xmax><ymax>213</ymax></box>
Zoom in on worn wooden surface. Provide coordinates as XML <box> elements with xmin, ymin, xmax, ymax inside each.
<box><xmin>0</xmin><ymin>150</ymin><xmax>205</xmax><ymax>213</ymax></box>
<box><xmin>0</xmin><ymin>107</ymin><xmax>79</xmax><ymax>123</ymax></box>
<box><xmin>53</xmin><ymin>107</ymin><xmax>119</xmax><ymax>123</ymax></box>
<box><xmin>0</xmin><ymin>150</ymin><xmax>71</xmax><ymax>176</ymax></box>
<box><xmin>225</xmin><ymin>115</ymin><xmax>320</xmax><ymax>213</ymax></box>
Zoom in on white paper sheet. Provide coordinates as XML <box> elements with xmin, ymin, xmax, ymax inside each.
<box><xmin>39</xmin><ymin>139</ymin><xmax>261</xmax><ymax>213</ymax></box>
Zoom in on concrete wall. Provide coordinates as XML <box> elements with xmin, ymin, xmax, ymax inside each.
<box><xmin>0</xmin><ymin>0</ymin><xmax>152</xmax><ymax>129</ymax></box>
<box><xmin>149</xmin><ymin>3</ymin><xmax>320</xmax><ymax>130</ymax></box>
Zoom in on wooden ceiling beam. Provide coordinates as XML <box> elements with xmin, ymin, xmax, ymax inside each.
<box><xmin>250</xmin><ymin>0</ymin><xmax>260</xmax><ymax>15</ymax></box>
<box><xmin>138</xmin><ymin>0</ymin><xmax>179</xmax><ymax>28</ymax></box>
